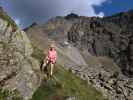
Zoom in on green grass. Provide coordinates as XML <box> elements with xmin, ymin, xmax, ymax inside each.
<box><xmin>31</xmin><ymin>46</ymin><xmax>105</xmax><ymax>100</ymax></box>
<box><xmin>31</xmin><ymin>64</ymin><xmax>105</xmax><ymax>100</ymax></box>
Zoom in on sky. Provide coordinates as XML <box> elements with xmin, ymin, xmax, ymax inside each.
<box><xmin>0</xmin><ymin>0</ymin><xmax>133</xmax><ymax>28</ymax></box>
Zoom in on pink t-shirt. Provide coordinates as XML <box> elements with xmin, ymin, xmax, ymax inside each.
<box><xmin>47</xmin><ymin>49</ymin><xmax>57</xmax><ymax>63</ymax></box>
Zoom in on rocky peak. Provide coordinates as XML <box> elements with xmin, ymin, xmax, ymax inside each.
<box><xmin>24</xmin><ymin>22</ymin><xmax>38</xmax><ymax>31</ymax></box>
<box><xmin>65</xmin><ymin>13</ymin><xmax>79</xmax><ymax>20</ymax></box>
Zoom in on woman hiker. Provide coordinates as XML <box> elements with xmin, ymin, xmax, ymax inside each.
<box><xmin>42</xmin><ymin>43</ymin><xmax>57</xmax><ymax>77</ymax></box>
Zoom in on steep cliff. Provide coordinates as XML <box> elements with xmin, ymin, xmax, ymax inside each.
<box><xmin>68</xmin><ymin>11</ymin><xmax>133</xmax><ymax>77</ymax></box>
<box><xmin>0</xmin><ymin>7</ymin><xmax>41</xmax><ymax>100</ymax></box>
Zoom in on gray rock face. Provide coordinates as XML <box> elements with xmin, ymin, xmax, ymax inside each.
<box><xmin>0</xmin><ymin>10</ymin><xmax>41</xmax><ymax>100</ymax></box>
<box><xmin>66</xmin><ymin>11</ymin><xmax>133</xmax><ymax>100</ymax></box>
<box><xmin>67</xmin><ymin>11</ymin><xmax>133</xmax><ymax>77</ymax></box>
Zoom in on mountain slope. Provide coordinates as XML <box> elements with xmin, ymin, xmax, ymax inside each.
<box><xmin>25</xmin><ymin>10</ymin><xmax>133</xmax><ymax>100</ymax></box>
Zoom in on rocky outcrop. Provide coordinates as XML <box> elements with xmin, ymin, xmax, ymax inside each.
<box><xmin>67</xmin><ymin>11</ymin><xmax>133</xmax><ymax>77</ymax></box>
<box><xmin>104</xmin><ymin>10</ymin><xmax>133</xmax><ymax>33</ymax></box>
<box><xmin>66</xmin><ymin>11</ymin><xmax>133</xmax><ymax>100</ymax></box>
<box><xmin>0</xmin><ymin>8</ymin><xmax>41</xmax><ymax>99</ymax></box>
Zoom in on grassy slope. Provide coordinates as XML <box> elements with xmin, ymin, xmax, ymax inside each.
<box><xmin>30</xmin><ymin>40</ymin><xmax>105</xmax><ymax>100</ymax></box>
<box><xmin>32</xmin><ymin>65</ymin><xmax>105</xmax><ymax>100</ymax></box>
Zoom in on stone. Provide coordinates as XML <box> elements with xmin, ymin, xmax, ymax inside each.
<box><xmin>65</xmin><ymin>96</ymin><xmax>76</xmax><ymax>100</ymax></box>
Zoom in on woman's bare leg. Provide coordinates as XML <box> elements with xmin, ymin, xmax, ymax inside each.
<box><xmin>50</xmin><ymin>63</ymin><xmax>54</xmax><ymax>76</ymax></box>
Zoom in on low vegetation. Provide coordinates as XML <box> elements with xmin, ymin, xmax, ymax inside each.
<box><xmin>31</xmin><ymin>65</ymin><xmax>105</xmax><ymax>100</ymax></box>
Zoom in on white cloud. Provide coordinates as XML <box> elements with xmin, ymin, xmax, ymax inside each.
<box><xmin>1</xmin><ymin>0</ymin><xmax>111</xmax><ymax>27</ymax></box>
<box><xmin>58</xmin><ymin>0</ymin><xmax>109</xmax><ymax>17</ymax></box>
<box><xmin>98</xmin><ymin>12</ymin><xmax>105</xmax><ymax>17</ymax></box>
